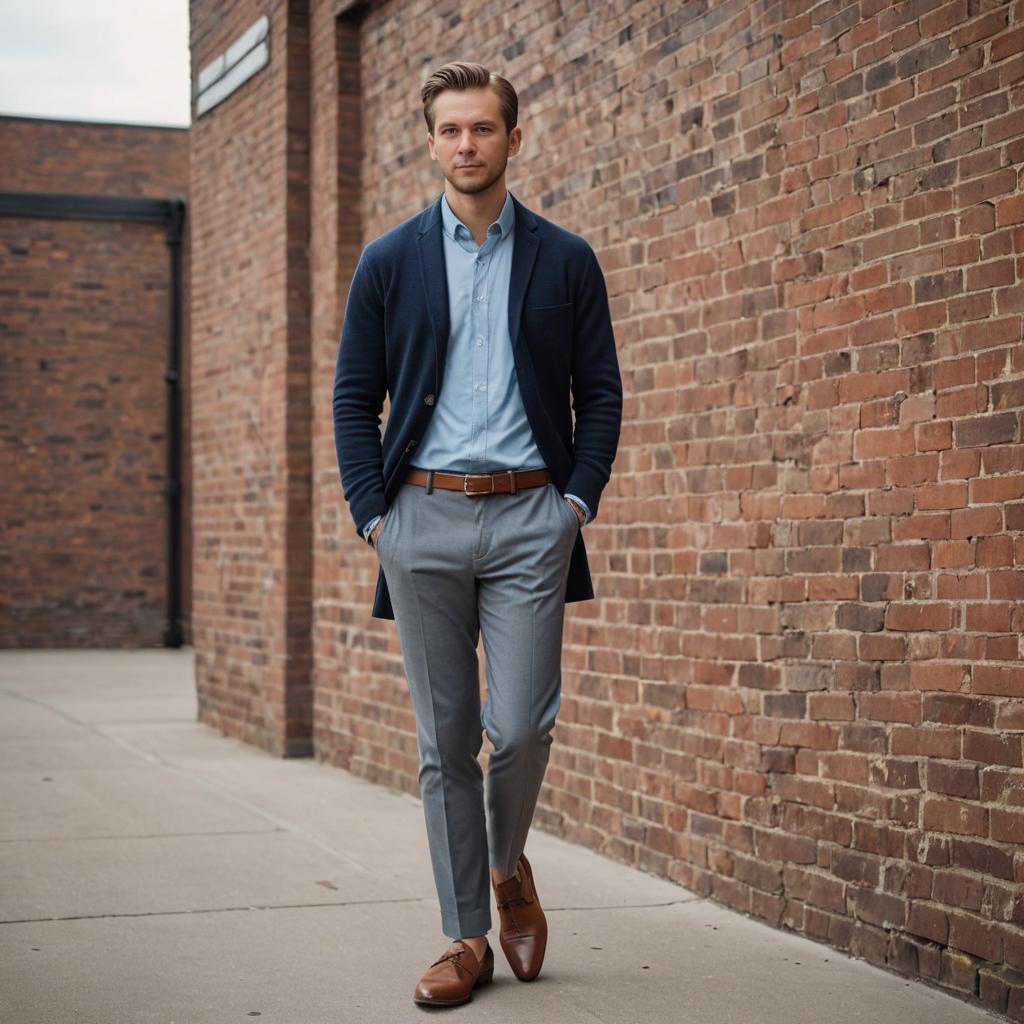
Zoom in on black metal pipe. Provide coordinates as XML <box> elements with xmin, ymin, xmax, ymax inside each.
<box><xmin>163</xmin><ymin>199</ymin><xmax>186</xmax><ymax>647</ymax></box>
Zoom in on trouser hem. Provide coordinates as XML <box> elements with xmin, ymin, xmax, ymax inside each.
<box><xmin>442</xmin><ymin>906</ymin><xmax>493</xmax><ymax>939</ymax></box>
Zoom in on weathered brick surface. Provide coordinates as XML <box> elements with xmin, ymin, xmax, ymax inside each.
<box><xmin>196</xmin><ymin>0</ymin><xmax>1024</xmax><ymax>1014</ymax></box>
<box><xmin>189</xmin><ymin>0</ymin><xmax>313</xmax><ymax>754</ymax></box>
<box><xmin>0</xmin><ymin>116</ymin><xmax>190</xmax><ymax>647</ymax></box>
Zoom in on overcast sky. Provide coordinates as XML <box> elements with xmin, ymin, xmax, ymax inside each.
<box><xmin>0</xmin><ymin>0</ymin><xmax>190</xmax><ymax>127</ymax></box>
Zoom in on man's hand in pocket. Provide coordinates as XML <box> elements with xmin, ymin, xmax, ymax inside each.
<box><xmin>370</xmin><ymin>515</ymin><xmax>385</xmax><ymax>548</ymax></box>
<box><xmin>564</xmin><ymin>497</ymin><xmax>585</xmax><ymax>526</ymax></box>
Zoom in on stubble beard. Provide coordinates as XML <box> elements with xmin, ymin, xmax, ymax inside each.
<box><xmin>445</xmin><ymin>154</ymin><xmax>508</xmax><ymax>196</ymax></box>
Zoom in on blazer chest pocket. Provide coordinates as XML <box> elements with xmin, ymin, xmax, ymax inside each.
<box><xmin>524</xmin><ymin>301</ymin><xmax>574</xmax><ymax>342</ymax></box>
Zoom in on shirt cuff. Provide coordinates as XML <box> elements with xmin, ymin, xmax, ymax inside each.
<box><xmin>362</xmin><ymin>514</ymin><xmax>382</xmax><ymax>543</ymax></box>
<box><xmin>563</xmin><ymin>493</ymin><xmax>591</xmax><ymax>525</ymax></box>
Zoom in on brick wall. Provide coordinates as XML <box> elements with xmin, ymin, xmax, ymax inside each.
<box><xmin>189</xmin><ymin>0</ymin><xmax>313</xmax><ymax>754</ymax></box>
<box><xmin>307</xmin><ymin>0</ymin><xmax>1024</xmax><ymax>1015</ymax></box>
<box><xmin>190</xmin><ymin>0</ymin><xmax>1024</xmax><ymax>1015</ymax></box>
<box><xmin>0</xmin><ymin>116</ymin><xmax>190</xmax><ymax>647</ymax></box>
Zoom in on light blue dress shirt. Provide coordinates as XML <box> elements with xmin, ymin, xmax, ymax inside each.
<box><xmin>363</xmin><ymin>191</ymin><xmax>589</xmax><ymax>541</ymax></box>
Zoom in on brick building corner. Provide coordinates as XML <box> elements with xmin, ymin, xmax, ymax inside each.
<box><xmin>188</xmin><ymin>0</ymin><xmax>1024</xmax><ymax>1015</ymax></box>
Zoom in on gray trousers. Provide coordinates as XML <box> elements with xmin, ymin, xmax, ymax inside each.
<box><xmin>374</xmin><ymin>476</ymin><xmax>579</xmax><ymax>938</ymax></box>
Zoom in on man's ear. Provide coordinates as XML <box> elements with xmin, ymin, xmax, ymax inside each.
<box><xmin>426</xmin><ymin>132</ymin><xmax>437</xmax><ymax>162</ymax></box>
<box><xmin>508</xmin><ymin>126</ymin><xmax>522</xmax><ymax>157</ymax></box>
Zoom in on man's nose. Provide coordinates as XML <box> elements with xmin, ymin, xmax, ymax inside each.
<box><xmin>456</xmin><ymin>131</ymin><xmax>476</xmax><ymax>153</ymax></box>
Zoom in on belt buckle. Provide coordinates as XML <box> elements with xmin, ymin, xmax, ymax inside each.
<box><xmin>463</xmin><ymin>473</ymin><xmax>494</xmax><ymax>496</ymax></box>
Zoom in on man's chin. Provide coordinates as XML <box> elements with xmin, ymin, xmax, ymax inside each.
<box><xmin>445</xmin><ymin>171</ymin><xmax>504</xmax><ymax>196</ymax></box>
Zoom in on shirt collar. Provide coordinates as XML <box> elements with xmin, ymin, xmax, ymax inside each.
<box><xmin>441</xmin><ymin>190</ymin><xmax>515</xmax><ymax>244</ymax></box>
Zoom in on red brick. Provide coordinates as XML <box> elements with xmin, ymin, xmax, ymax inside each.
<box><xmin>990</xmin><ymin>571</ymin><xmax>1024</xmax><ymax>600</ymax></box>
<box><xmin>956</xmin><ymin>168</ymin><xmax>1018</xmax><ymax>208</ymax></box>
<box><xmin>991</xmin><ymin>809</ymin><xmax>1024</xmax><ymax>843</ymax></box>
<box><xmin>923</xmin><ymin>798</ymin><xmax>987</xmax><ymax>835</ymax></box>
<box><xmin>937</xmin><ymin>360</ymin><xmax>974</xmax><ymax>391</ymax></box>
<box><xmin>916</xmin><ymin>482</ymin><xmax>967</xmax><ymax>509</ymax></box>
<box><xmin>992</xmin><ymin>27</ymin><xmax>1024</xmax><ymax>62</ymax></box>
<box><xmin>985</xmin><ymin>110</ymin><xmax>1024</xmax><ymax>157</ymax></box>
<box><xmin>917</xmin><ymin>420</ymin><xmax>954</xmax><ymax>451</ymax></box>
<box><xmin>936</xmin><ymin>384</ymin><xmax>987</xmax><ymax>418</ymax></box>
<box><xmin>948</xmin><ymin>291</ymin><xmax>993</xmax><ymax>322</ymax></box>
<box><xmin>970</xmin><ymin>475</ymin><xmax>1024</xmax><ymax>503</ymax></box>
<box><xmin>856</xmin><ymin>427</ymin><xmax>917</xmax><ymax>458</ymax></box>
<box><xmin>935</xmin><ymin>570</ymin><xmax>985</xmax><ymax>599</ymax></box>
<box><xmin>992</xmin><ymin>378</ymin><xmax>1024</xmax><ymax>410</ymax></box>
<box><xmin>996</xmin><ymin>195</ymin><xmax>1024</xmax><ymax>226</ymax></box>
<box><xmin>973</xmin><ymin>666</ymin><xmax>1024</xmax><ymax>698</ymax></box>
<box><xmin>975</xmin><ymin>539</ymin><xmax>1013</xmax><ymax>569</ymax></box>
<box><xmin>955</xmin><ymin>413</ymin><xmax>1019</xmax><ymax>448</ymax></box>
<box><xmin>941</xmin><ymin>238</ymin><xmax>980</xmax><ymax>267</ymax></box>
<box><xmin>863</xmin><ymin>224</ymin><xmax>919</xmax><ymax>261</ymax></box>
<box><xmin>861</xmin><ymin>692</ymin><xmax>922</xmax><ymax>723</ymax></box>
<box><xmin>886</xmin><ymin>603</ymin><xmax>955</xmax><ymax>630</ymax></box>
<box><xmin>939</xmin><ymin>448</ymin><xmax>981</xmax><ymax>479</ymax></box>
<box><xmin>951</xmin><ymin>10</ymin><xmax>1008</xmax><ymax>49</ymax></box>
<box><xmin>932</xmin><ymin>540</ymin><xmax>974</xmax><ymax>568</ymax></box>
<box><xmin>966</xmin><ymin>259</ymin><xmax>1016</xmax><ymax>291</ymax></box>
<box><xmin>951</xmin><ymin>506</ymin><xmax>1003</xmax><ymax>537</ymax></box>
<box><xmin>960</xmin><ymin>202</ymin><xmax>996</xmax><ymax>235</ymax></box>
<box><xmin>966</xmin><ymin>598</ymin><xmax>1015</xmax><ymax>630</ymax></box>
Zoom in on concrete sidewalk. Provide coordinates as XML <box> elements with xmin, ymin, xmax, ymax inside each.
<box><xmin>0</xmin><ymin>649</ymin><xmax>998</xmax><ymax>1024</ymax></box>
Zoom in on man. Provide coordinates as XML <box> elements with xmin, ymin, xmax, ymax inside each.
<box><xmin>332</xmin><ymin>61</ymin><xmax>621</xmax><ymax>1007</ymax></box>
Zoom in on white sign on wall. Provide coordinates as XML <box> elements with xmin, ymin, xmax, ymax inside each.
<box><xmin>194</xmin><ymin>15</ymin><xmax>270</xmax><ymax>117</ymax></box>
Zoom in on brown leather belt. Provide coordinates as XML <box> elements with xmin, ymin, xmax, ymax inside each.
<box><xmin>404</xmin><ymin>467</ymin><xmax>552</xmax><ymax>496</ymax></box>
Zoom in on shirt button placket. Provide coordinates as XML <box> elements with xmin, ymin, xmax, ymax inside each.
<box><xmin>471</xmin><ymin>251</ymin><xmax>485</xmax><ymax>462</ymax></box>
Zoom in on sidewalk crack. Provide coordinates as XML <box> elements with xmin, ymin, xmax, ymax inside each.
<box><xmin>1</xmin><ymin>895</ymin><xmax>430</xmax><ymax>926</ymax></box>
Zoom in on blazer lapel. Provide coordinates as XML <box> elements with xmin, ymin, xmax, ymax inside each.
<box><xmin>508</xmin><ymin>195</ymin><xmax>540</xmax><ymax>351</ymax></box>
<box><xmin>416</xmin><ymin>196</ymin><xmax>450</xmax><ymax>382</ymax></box>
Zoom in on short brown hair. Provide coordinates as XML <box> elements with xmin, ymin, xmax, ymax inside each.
<box><xmin>421</xmin><ymin>61</ymin><xmax>518</xmax><ymax>135</ymax></box>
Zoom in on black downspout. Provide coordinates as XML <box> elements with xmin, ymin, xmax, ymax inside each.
<box><xmin>163</xmin><ymin>199</ymin><xmax>186</xmax><ymax>647</ymax></box>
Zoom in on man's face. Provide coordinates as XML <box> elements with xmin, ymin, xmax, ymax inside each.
<box><xmin>427</xmin><ymin>87</ymin><xmax>522</xmax><ymax>195</ymax></box>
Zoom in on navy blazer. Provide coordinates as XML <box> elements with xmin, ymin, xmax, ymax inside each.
<box><xmin>332</xmin><ymin>192</ymin><xmax>622</xmax><ymax>619</ymax></box>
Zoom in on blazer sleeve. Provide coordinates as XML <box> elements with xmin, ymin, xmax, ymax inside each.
<box><xmin>332</xmin><ymin>248</ymin><xmax>388</xmax><ymax>538</ymax></box>
<box><xmin>564</xmin><ymin>245</ymin><xmax>622</xmax><ymax>520</ymax></box>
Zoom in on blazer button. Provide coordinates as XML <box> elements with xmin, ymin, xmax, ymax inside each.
<box><xmin>424</xmin><ymin>393</ymin><xmax>435</xmax><ymax>406</ymax></box>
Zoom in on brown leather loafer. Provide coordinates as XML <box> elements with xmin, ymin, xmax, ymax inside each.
<box><xmin>413</xmin><ymin>940</ymin><xmax>494</xmax><ymax>1006</ymax></box>
<box><xmin>493</xmin><ymin>852</ymin><xmax>547</xmax><ymax>981</ymax></box>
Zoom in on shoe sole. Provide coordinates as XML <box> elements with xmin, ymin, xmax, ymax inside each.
<box><xmin>412</xmin><ymin>965</ymin><xmax>494</xmax><ymax>1006</ymax></box>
